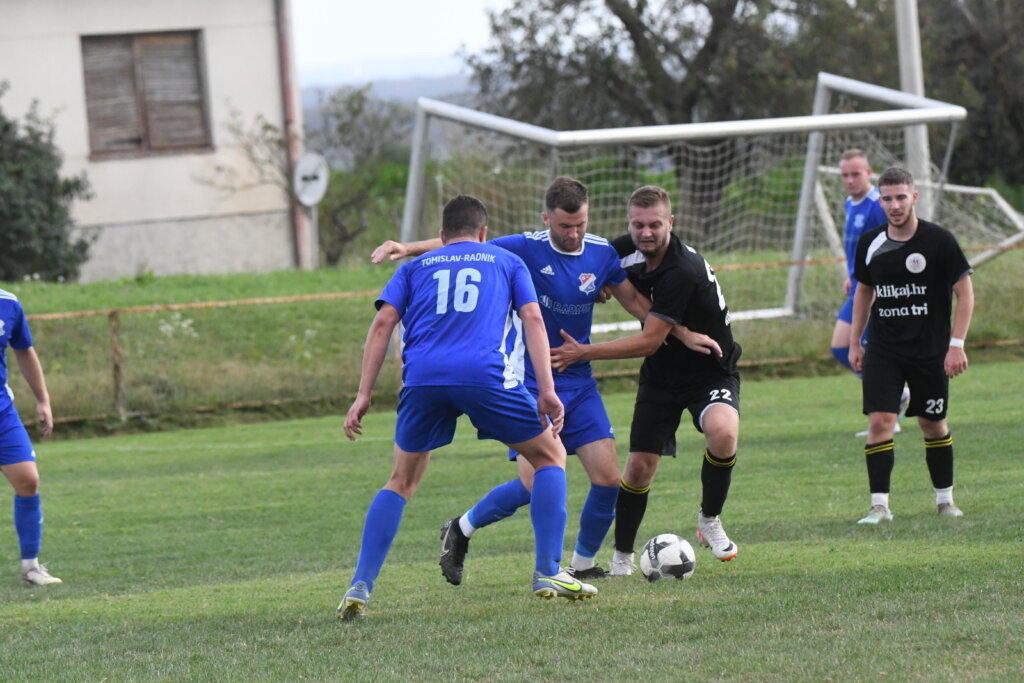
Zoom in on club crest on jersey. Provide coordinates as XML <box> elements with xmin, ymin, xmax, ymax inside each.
<box><xmin>578</xmin><ymin>273</ymin><xmax>597</xmax><ymax>294</ymax></box>
<box><xmin>905</xmin><ymin>253</ymin><xmax>926</xmax><ymax>274</ymax></box>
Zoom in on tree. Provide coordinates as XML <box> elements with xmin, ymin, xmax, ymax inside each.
<box><xmin>465</xmin><ymin>1</ymin><xmax>900</xmax><ymax>234</ymax></box>
<box><xmin>921</xmin><ymin>0</ymin><xmax>1024</xmax><ymax>187</ymax></box>
<box><xmin>466</xmin><ymin>0</ymin><xmax>898</xmax><ymax>130</ymax></box>
<box><xmin>202</xmin><ymin>86</ymin><xmax>412</xmax><ymax>266</ymax></box>
<box><xmin>306</xmin><ymin>85</ymin><xmax>412</xmax><ymax>265</ymax></box>
<box><xmin>0</xmin><ymin>83</ymin><xmax>91</xmax><ymax>281</ymax></box>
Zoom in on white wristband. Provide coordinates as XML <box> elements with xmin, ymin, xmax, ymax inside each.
<box><xmin>949</xmin><ymin>337</ymin><xmax>965</xmax><ymax>348</ymax></box>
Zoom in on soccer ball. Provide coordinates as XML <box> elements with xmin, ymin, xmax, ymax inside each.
<box><xmin>639</xmin><ymin>533</ymin><xmax>696</xmax><ymax>582</ymax></box>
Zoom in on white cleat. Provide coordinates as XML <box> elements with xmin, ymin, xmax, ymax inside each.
<box><xmin>857</xmin><ymin>505</ymin><xmax>894</xmax><ymax>525</ymax></box>
<box><xmin>937</xmin><ymin>503</ymin><xmax>964</xmax><ymax>517</ymax></box>
<box><xmin>22</xmin><ymin>564</ymin><xmax>62</xmax><ymax>586</ymax></box>
<box><xmin>609</xmin><ymin>550</ymin><xmax>635</xmax><ymax>576</ymax></box>
<box><xmin>697</xmin><ymin>511</ymin><xmax>739</xmax><ymax>561</ymax></box>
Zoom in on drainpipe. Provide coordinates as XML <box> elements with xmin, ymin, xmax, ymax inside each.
<box><xmin>274</xmin><ymin>0</ymin><xmax>308</xmax><ymax>268</ymax></box>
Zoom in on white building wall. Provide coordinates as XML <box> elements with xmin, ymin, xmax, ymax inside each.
<box><xmin>0</xmin><ymin>0</ymin><xmax>304</xmax><ymax>281</ymax></box>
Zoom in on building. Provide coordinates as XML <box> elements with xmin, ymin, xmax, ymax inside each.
<box><xmin>0</xmin><ymin>0</ymin><xmax>310</xmax><ymax>281</ymax></box>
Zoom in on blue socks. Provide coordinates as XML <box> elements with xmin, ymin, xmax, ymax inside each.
<box><xmin>351</xmin><ymin>489</ymin><xmax>406</xmax><ymax>592</ymax></box>
<box><xmin>14</xmin><ymin>494</ymin><xmax>43</xmax><ymax>560</ymax></box>
<box><xmin>530</xmin><ymin>466</ymin><xmax>567</xmax><ymax>576</ymax></box>
<box><xmin>574</xmin><ymin>483</ymin><xmax>618</xmax><ymax>558</ymax></box>
<box><xmin>467</xmin><ymin>478</ymin><xmax>531</xmax><ymax>529</ymax></box>
<box><xmin>831</xmin><ymin>346</ymin><xmax>853</xmax><ymax>371</ymax></box>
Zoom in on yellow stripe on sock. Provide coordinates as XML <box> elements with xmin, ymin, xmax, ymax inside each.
<box><xmin>704</xmin><ymin>450</ymin><xmax>736</xmax><ymax>467</ymax></box>
<box><xmin>865</xmin><ymin>442</ymin><xmax>895</xmax><ymax>456</ymax></box>
<box><xmin>620</xmin><ymin>479</ymin><xmax>649</xmax><ymax>495</ymax></box>
<box><xmin>925</xmin><ymin>437</ymin><xmax>953</xmax><ymax>448</ymax></box>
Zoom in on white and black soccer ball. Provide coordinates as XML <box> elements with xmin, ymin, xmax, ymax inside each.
<box><xmin>640</xmin><ymin>533</ymin><xmax>696</xmax><ymax>582</ymax></box>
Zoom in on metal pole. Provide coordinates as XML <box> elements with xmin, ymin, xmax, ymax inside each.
<box><xmin>786</xmin><ymin>78</ymin><xmax>832</xmax><ymax>315</ymax></box>
<box><xmin>109</xmin><ymin>311</ymin><xmax>126</xmax><ymax>421</ymax></box>
<box><xmin>309</xmin><ymin>205</ymin><xmax>319</xmax><ymax>268</ymax></box>
<box><xmin>400</xmin><ymin>104</ymin><xmax>431</xmax><ymax>243</ymax></box>
<box><xmin>895</xmin><ymin>0</ymin><xmax>932</xmax><ymax>216</ymax></box>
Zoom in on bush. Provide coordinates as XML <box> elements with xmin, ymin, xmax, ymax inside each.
<box><xmin>0</xmin><ymin>82</ymin><xmax>91</xmax><ymax>281</ymax></box>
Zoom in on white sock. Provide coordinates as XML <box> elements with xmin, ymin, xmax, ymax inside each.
<box><xmin>935</xmin><ymin>486</ymin><xmax>954</xmax><ymax>506</ymax></box>
<box><xmin>571</xmin><ymin>551</ymin><xmax>595</xmax><ymax>571</ymax></box>
<box><xmin>458</xmin><ymin>513</ymin><xmax>476</xmax><ymax>539</ymax></box>
<box><xmin>612</xmin><ymin>549</ymin><xmax>633</xmax><ymax>562</ymax></box>
<box><xmin>21</xmin><ymin>558</ymin><xmax>39</xmax><ymax>572</ymax></box>
<box><xmin>871</xmin><ymin>493</ymin><xmax>890</xmax><ymax>508</ymax></box>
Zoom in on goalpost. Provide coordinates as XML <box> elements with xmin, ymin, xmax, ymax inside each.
<box><xmin>400</xmin><ymin>72</ymin><xmax>1020</xmax><ymax>329</ymax></box>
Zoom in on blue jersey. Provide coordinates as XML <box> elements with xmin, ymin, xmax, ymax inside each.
<box><xmin>378</xmin><ymin>240</ymin><xmax>537</xmax><ymax>388</ymax></box>
<box><xmin>492</xmin><ymin>231</ymin><xmax>627</xmax><ymax>389</ymax></box>
<box><xmin>844</xmin><ymin>187</ymin><xmax>888</xmax><ymax>278</ymax></box>
<box><xmin>0</xmin><ymin>289</ymin><xmax>34</xmax><ymax>416</ymax></box>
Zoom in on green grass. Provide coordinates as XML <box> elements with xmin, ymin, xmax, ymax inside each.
<box><xmin>1</xmin><ymin>362</ymin><xmax>1022</xmax><ymax>680</ymax></box>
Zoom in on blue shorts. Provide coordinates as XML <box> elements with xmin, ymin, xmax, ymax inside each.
<box><xmin>394</xmin><ymin>384</ymin><xmax>547</xmax><ymax>453</ymax></box>
<box><xmin>836</xmin><ymin>291</ymin><xmax>856</xmax><ymax>324</ymax></box>
<box><xmin>509</xmin><ymin>379</ymin><xmax>612</xmax><ymax>459</ymax></box>
<box><xmin>0</xmin><ymin>409</ymin><xmax>35</xmax><ymax>466</ymax></box>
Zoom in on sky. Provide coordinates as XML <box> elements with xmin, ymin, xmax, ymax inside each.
<box><xmin>290</xmin><ymin>0</ymin><xmax>513</xmax><ymax>87</ymax></box>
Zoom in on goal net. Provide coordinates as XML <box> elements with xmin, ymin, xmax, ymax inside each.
<box><xmin>401</xmin><ymin>73</ymin><xmax>1020</xmax><ymax>329</ymax></box>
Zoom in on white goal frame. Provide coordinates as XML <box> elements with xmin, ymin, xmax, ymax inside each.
<box><xmin>401</xmin><ymin>72</ymin><xmax>967</xmax><ymax>323</ymax></box>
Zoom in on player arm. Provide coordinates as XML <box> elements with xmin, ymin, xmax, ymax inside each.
<box><xmin>550</xmin><ymin>314</ymin><xmax>673</xmax><ymax>371</ymax></box>
<box><xmin>946</xmin><ymin>274</ymin><xmax>974</xmax><ymax>377</ymax></box>
<box><xmin>518</xmin><ymin>301</ymin><xmax>564</xmax><ymax>435</ymax></box>
<box><xmin>344</xmin><ymin>303</ymin><xmax>401</xmax><ymax>440</ymax></box>
<box><xmin>848</xmin><ymin>283</ymin><xmax>874</xmax><ymax>372</ymax></box>
<box><xmin>13</xmin><ymin>347</ymin><xmax>53</xmax><ymax>439</ymax></box>
<box><xmin>608</xmin><ymin>280</ymin><xmax>721</xmax><ymax>357</ymax></box>
<box><xmin>370</xmin><ymin>237</ymin><xmax>443</xmax><ymax>264</ymax></box>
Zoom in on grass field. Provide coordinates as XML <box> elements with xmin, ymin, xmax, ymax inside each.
<box><xmin>1</xmin><ymin>362</ymin><xmax>1022</xmax><ymax>680</ymax></box>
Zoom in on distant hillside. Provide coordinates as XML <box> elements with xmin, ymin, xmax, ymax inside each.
<box><xmin>301</xmin><ymin>73</ymin><xmax>477</xmax><ymax>139</ymax></box>
<box><xmin>301</xmin><ymin>73</ymin><xmax>472</xmax><ymax>109</ymax></box>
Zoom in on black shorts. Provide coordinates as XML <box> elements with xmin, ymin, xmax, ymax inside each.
<box><xmin>629</xmin><ymin>370</ymin><xmax>741</xmax><ymax>456</ymax></box>
<box><xmin>862</xmin><ymin>347</ymin><xmax>949</xmax><ymax>420</ymax></box>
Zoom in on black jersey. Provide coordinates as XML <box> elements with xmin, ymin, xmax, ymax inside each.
<box><xmin>853</xmin><ymin>219</ymin><xmax>972</xmax><ymax>361</ymax></box>
<box><xmin>612</xmin><ymin>234</ymin><xmax>739</xmax><ymax>386</ymax></box>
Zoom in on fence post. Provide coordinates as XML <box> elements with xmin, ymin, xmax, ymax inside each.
<box><xmin>109</xmin><ymin>311</ymin><xmax>126</xmax><ymax>421</ymax></box>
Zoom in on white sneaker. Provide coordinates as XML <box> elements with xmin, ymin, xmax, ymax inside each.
<box><xmin>609</xmin><ymin>550</ymin><xmax>635</xmax><ymax>576</ymax></box>
<box><xmin>696</xmin><ymin>511</ymin><xmax>738</xmax><ymax>561</ymax></box>
<box><xmin>857</xmin><ymin>505</ymin><xmax>893</xmax><ymax>525</ymax></box>
<box><xmin>937</xmin><ymin>503</ymin><xmax>964</xmax><ymax>517</ymax></box>
<box><xmin>22</xmin><ymin>564</ymin><xmax>62</xmax><ymax>586</ymax></box>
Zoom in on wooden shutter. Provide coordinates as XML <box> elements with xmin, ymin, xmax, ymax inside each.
<box><xmin>82</xmin><ymin>36</ymin><xmax>144</xmax><ymax>153</ymax></box>
<box><xmin>138</xmin><ymin>33</ymin><xmax>210</xmax><ymax>150</ymax></box>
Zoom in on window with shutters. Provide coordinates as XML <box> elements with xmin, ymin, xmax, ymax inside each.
<box><xmin>81</xmin><ymin>31</ymin><xmax>211</xmax><ymax>158</ymax></box>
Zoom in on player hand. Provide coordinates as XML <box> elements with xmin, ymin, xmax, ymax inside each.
<box><xmin>843</xmin><ymin>277</ymin><xmax>853</xmax><ymax>297</ymax></box>
<box><xmin>370</xmin><ymin>240</ymin><xmax>407</xmax><ymax>264</ymax></box>
<box><xmin>595</xmin><ymin>285</ymin><xmax>613</xmax><ymax>304</ymax></box>
<box><xmin>848</xmin><ymin>345</ymin><xmax>864</xmax><ymax>373</ymax></box>
<box><xmin>36</xmin><ymin>401</ymin><xmax>53</xmax><ymax>439</ymax></box>
<box><xmin>550</xmin><ymin>329</ymin><xmax>584</xmax><ymax>372</ymax></box>
<box><xmin>945</xmin><ymin>346</ymin><xmax>968</xmax><ymax>377</ymax></box>
<box><xmin>679</xmin><ymin>329</ymin><xmax>722</xmax><ymax>357</ymax></box>
<box><xmin>536</xmin><ymin>389</ymin><xmax>564</xmax><ymax>438</ymax></box>
<box><xmin>343</xmin><ymin>394</ymin><xmax>371</xmax><ymax>441</ymax></box>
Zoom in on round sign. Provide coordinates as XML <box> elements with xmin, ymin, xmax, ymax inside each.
<box><xmin>293</xmin><ymin>151</ymin><xmax>329</xmax><ymax>207</ymax></box>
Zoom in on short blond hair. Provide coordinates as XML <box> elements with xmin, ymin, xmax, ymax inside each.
<box><xmin>628</xmin><ymin>185</ymin><xmax>672</xmax><ymax>214</ymax></box>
